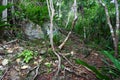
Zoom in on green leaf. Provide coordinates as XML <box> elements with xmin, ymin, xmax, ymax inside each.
<box><xmin>18</xmin><ymin>49</ymin><xmax>33</xmax><ymax>63</ymax></box>
<box><xmin>0</xmin><ymin>5</ymin><xmax>7</xmax><ymax>13</ymax></box>
<box><xmin>0</xmin><ymin>4</ymin><xmax>12</xmax><ymax>13</ymax></box>
<box><xmin>75</xmin><ymin>59</ymin><xmax>110</xmax><ymax>80</ymax></box>
<box><xmin>103</xmin><ymin>51</ymin><xmax>120</xmax><ymax>71</ymax></box>
<box><xmin>45</xmin><ymin>62</ymin><xmax>52</xmax><ymax>68</ymax></box>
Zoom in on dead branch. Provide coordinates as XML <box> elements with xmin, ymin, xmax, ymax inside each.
<box><xmin>4</xmin><ymin>39</ymin><xmax>18</xmax><ymax>45</ymax></box>
<box><xmin>26</xmin><ymin>59</ymin><xmax>43</xmax><ymax>80</ymax></box>
<box><xmin>58</xmin><ymin>0</ymin><xmax>78</xmax><ymax>49</ymax></box>
<box><xmin>64</xmin><ymin>67</ymin><xmax>84</xmax><ymax>77</ymax></box>
<box><xmin>58</xmin><ymin>52</ymin><xmax>77</xmax><ymax>69</ymax></box>
<box><xmin>58</xmin><ymin>31</ymin><xmax>72</xmax><ymax>49</ymax></box>
<box><xmin>33</xmin><ymin>65</ymin><xmax>40</xmax><ymax>80</ymax></box>
<box><xmin>1</xmin><ymin>67</ymin><xmax>10</xmax><ymax>80</ymax></box>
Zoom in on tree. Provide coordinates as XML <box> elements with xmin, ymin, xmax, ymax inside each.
<box><xmin>98</xmin><ymin>0</ymin><xmax>119</xmax><ymax>57</ymax></box>
<box><xmin>2</xmin><ymin>0</ymin><xmax>7</xmax><ymax>22</ymax></box>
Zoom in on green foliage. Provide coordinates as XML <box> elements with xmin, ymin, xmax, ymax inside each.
<box><xmin>15</xmin><ymin>30</ymin><xmax>24</xmax><ymax>39</ymax></box>
<box><xmin>118</xmin><ymin>43</ymin><xmax>120</xmax><ymax>55</ymax></box>
<box><xmin>101</xmin><ymin>65</ymin><xmax>120</xmax><ymax>79</ymax></box>
<box><xmin>0</xmin><ymin>4</ymin><xmax>12</xmax><ymax>14</ymax></box>
<box><xmin>54</xmin><ymin>0</ymin><xmax>112</xmax><ymax>49</ymax></box>
<box><xmin>0</xmin><ymin>6</ymin><xmax>7</xmax><ymax>14</ymax></box>
<box><xmin>18</xmin><ymin>50</ymin><xmax>33</xmax><ymax>63</ymax></box>
<box><xmin>53</xmin><ymin>32</ymin><xmax>61</xmax><ymax>45</ymax></box>
<box><xmin>100</xmin><ymin>51</ymin><xmax>120</xmax><ymax>79</ymax></box>
<box><xmin>44</xmin><ymin>62</ymin><xmax>52</xmax><ymax>73</ymax></box>
<box><xmin>18</xmin><ymin>0</ymin><xmax>48</xmax><ymax>25</ymax></box>
<box><xmin>0</xmin><ymin>4</ymin><xmax>12</xmax><ymax>28</ymax></box>
<box><xmin>75</xmin><ymin>59</ymin><xmax>110</xmax><ymax>80</ymax></box>
<box><xmin>0</xmin><ymin>21</ymin><xmax>10</xmax><ymax>28</ymax></box>
<box><xmin>0</xmin><ymin>4</ymin><xmax>12</xmax><ymax>38</ymax></box>
<box><xmin>0</xmin><ymin>70</ymin><xmax>3</xmax><ymax>76</ymax></box>
<box><xmin>45</xmin><ymin>62</ymin><xmax>52</xmax><ymax>68</ymax></box>
<box><xmin>102</xmin><ymin>51</ymin><xmax>120</xmax><ymax>71</ymax></box>
<box><xmin>56</xmin><ymin>0</ymin><xmax>115</xmax><ymax>49</ymax></box>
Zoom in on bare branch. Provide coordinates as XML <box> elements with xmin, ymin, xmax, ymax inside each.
<box><xmin>58</xmin><ymin>31</ymin><xmax>72</xmax><ymax>49</ymax></box>
<box><xmin>59</xmin><ymin>0</ymin><xmax>78</xmax><ymax>49</ymax></box>
<box><xmin>33</xmin><ymin>65</ymin><xmax>40</xmax><ymax>80</ymax></box>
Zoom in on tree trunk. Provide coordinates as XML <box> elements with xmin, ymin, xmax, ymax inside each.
<box><xmin>98</xmin><ymin>0</ymin><xmax>119</xmax><ymax>57</ymax></box>
<box><xmin>2</xmin><ymin>0</ymin><xmax>8</xmax><ymax>22</ymax></box>
<box><xmin>114</xmin><ymin>0</ymin><xmax>119</xmax><ymax>57</ymax></box>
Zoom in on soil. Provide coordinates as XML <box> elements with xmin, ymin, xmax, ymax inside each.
<box><xmin>0</xmin><ymin>33</ymin><xmax>108</xmax><ymax>80</ymax></box>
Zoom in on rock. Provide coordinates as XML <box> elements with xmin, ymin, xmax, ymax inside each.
<box><xmin>0</xmin><ymin>66</ymin><xmax>5</xmax><ymax>70</ymax></box>
<box><xmin>2</xmin><ymin>59</ymin><xmax>9</xmax><ymax>66</ymax></box>
<box><xmin>0</xmin><ymin>47</ymin><xmax>4</xmax><ymax>54</ymax></box>
<box><xmin>23</xmin><ymin>20</ymin><xmax>44</xmax><ymax>40</ymax></box>
<box><xmin>42</xmin><ymin>22</ymin><xmax>59</xmax><ymax>36</ymax></box>
<box><xmin>22</xmin><ymin>19</ymin><xmax>60</xmax><ymax>40</ymax></box>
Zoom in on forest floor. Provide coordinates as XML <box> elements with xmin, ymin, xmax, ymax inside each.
<box><xmin>0</xmin><ymin>33</ymin><xmax>107</xmax><ymax>80</ymax></box>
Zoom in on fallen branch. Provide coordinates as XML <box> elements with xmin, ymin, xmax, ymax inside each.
<box><xmin>64</xmin><ymin>67</ymin><xmax>83</xmax><ymax>77</ymax></box>
<box><xmin>33</xmin><ymin>65</ymin><xmax>40</xmax><ymax>80</ymax></box>
<box><xmin>5</xmin><ymin>39</ymin><xmax>18</xmax><ymax>45</ymax></box>
<box><xmin>58</xmin><ymin>52</ymin><xmax>77</xmax><ymax>68</ymax></box>
<box><xmin>1</xmin><ymin>67</ymin><xmax>10</xmax><ymax>80</ymax></box>
<box><xmin>26</xmin><ymin>65</ymin><xmax>39</xmax><ymax>79</ymax></box>
<box><xmin>58</xmin><ymin>31</ymin><xmax>72</xmax><ymax>49</ymax></box>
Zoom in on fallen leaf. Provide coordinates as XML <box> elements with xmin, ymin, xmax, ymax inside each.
<box><xmin>7</xmin><ymin>48</ymin><xmax>13</xmax><ymax>53</ymax></box>
<box><xmin>21</xmin><ymin>65</ymin><xmax>29</xmax><ymax>69</ymax></box>
<box><xmin>16</xmin><ymin>58</ymin><xmax>21</xmax><ymax>63</ymax></box>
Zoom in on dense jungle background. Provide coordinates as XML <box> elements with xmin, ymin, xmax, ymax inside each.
<box><xmin>0</xmin><ymin>0</ymin><xmax>120</xmax><ymax>80</ymax></box>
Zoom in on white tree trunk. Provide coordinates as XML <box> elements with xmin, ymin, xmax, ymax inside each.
<box><xmin>2</xmin><ymin>0</ymin><xmax>8</xmax><ymax>22</ymax></box>
<box><xmin>98</xmin><ymin>0</ymin><xmax>119</xmax><ymax>56</ymax></box>
<box><xmin>11</xmin><ymin>0</ymin><xmax>15</xmax><ymax>24</ymax></box>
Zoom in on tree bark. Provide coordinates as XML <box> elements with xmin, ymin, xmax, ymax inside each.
<box><xmin>98</xmin><ymin>0</ymin><xmax>119</xmax><ymax>57</ymax></box>
<box><xmin>2</xmin><ymin>0</ymin><xmax>8</xmax><ymax>22</ymax></box>
<box><xmin>114</xmin><ymin>0</ymin><xmax>119</xmax><ymax>56</ymax></box>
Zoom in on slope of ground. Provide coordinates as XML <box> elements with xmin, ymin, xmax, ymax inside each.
<box><xmin>0</xmin><ymin>33</ymin><xmax>107</xmax><ymax>80</ymax></box>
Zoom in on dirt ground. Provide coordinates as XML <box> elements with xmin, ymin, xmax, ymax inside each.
<box><xmin>0</xmin><ymin>34</ymin><xmax>108</xmax><ymax>80</ymax></box>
